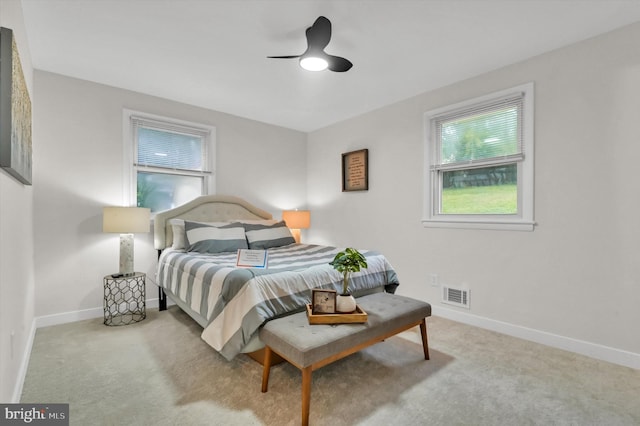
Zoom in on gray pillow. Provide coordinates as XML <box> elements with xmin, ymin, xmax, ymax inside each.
<box><xmin>184</xmin><ymin>221</ymin><xmax>248</xmax><ymax>253</ymax></box>
<box><xmin>243</xmin><ymin>221</ymin><xmax>295</xmax><ymax>249</ymax></box>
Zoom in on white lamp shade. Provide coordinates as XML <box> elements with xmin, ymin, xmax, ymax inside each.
<box><xmin>282</xmin><ymin>210</ymin><xmax>311</xmax><ymax>229</ymax></box>
<box><xmin>103</xmin><ymin>207</ymin><xmax>150</xmax><ymax>233</ymax></box>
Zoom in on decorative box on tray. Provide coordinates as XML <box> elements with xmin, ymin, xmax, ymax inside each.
<box><xmin>305</xmin><ymin>304</ymin><xmax>368</xmax><ymax>324</ymax></box>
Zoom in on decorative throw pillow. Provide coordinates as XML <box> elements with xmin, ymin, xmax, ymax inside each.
<box><xmin>233</xmin><ymin>219</ymin><xmax>279</xmax><ymax>226</ymax></box>
<box><xmin>184</xmin><ymin>221</ymin><xmax>248</xmax><ymax>253</ymax></box>
<box><xmin>169</xmin><ymin>219</ymin><xmax>187</xmax><ymax>249</ymax></box>
<box><xmin>243</xmin><ymin>221</ymin><xmax>296</xmax><ymax>249</ymax></box>
<box><xmin>170</xmin><ymin>219</ymin><xmax>231</xmax><ymax>250</ymax></box>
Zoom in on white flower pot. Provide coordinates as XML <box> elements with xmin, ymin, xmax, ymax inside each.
<box><xmin>336</xmin><ymin>294</ymin><xmax>357</xmax><ymax>313</ymax></box>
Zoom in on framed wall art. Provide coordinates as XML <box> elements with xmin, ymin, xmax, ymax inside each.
<box><xmin>341</xmin><ymin>148</ymin><xmax>368</xmax><ymax>192</ymax></box>
<box><xmin>311</xmin><ymin>289</ymin><xmax>337</xmax><ymax>314</ymax></box>
<box><xmin>0</xmin><ymin>27</ymin><xmax>32</xmax><ymax>185</ymax></box>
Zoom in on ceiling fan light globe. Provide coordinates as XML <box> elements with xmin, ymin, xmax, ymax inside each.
<box><xmin>299</xmin><ymin>56</ymin><xmax>328</xmax><ymax>71</ymax></box>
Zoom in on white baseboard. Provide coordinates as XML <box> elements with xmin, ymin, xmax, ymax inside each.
<box><xmin>35</xmin><ymin>298</ymin><xmax>164</xmax><ymax>328</ymax></box>
<box><xmin>432</xmin><ymin>305</ymin><xmax>640</xmax><ymax>370</ymax></box>
<box><xmin>11</xmin><ymin>320</ymin><xmax>37</xmax><ymax>403</ymax></box>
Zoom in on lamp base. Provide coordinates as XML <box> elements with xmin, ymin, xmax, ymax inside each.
<box><xmin>119</xmin><ymin>233</ymin><xmax>135</xmax><ymax>275</ymax></box>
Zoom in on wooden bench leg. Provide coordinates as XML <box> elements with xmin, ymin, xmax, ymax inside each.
<box><xmin>419</xmin><ymin>319</ymin><xmax>430</xmax><ymax>360</ymax></box>
<box><xmin>261</xmin><ymin>346</ymin><xmax>272</xmax><ymax>393</ymax></box>
<box><xmin>301</xmin><ymin>366</ymin><xmax>312</xmax><ymax>426</ymax></box>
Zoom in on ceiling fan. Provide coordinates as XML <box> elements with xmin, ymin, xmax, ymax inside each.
<box><xmin>268</xmin><ymin>16</ymin><xmax>353</xmax><ymax>72</ymax></box>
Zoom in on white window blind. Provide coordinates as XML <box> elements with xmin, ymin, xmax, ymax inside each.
<box><xmin>124</xmin><ymin>111</ymin><xmax>216</xmax><ymax>213</ymax></box>
<box><xmin>422</xmin><ymin>82</ymin><xmax>535</xmax><ymax>231</ymax></box>
<box><xmin>433</xmin><ymin>93</ymin><xmax>524</xmax><ymax>171</ymax></box>
<box><xmin>132</xmin><ymin>116</ymin><xmax>210</xmax><ymax>173</ymax></box>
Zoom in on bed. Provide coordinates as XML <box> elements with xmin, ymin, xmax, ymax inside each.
<box><xmin>154</xmin><ymin>195</ymin><xmax>399</xmax><ymax>361</ymax></box>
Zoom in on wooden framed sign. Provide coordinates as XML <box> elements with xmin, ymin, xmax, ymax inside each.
<box><xmin>342</xmin><ymin>149</ymin><xmax>368</xmax><ymax>192</ymax></box>
<box><xmin>311</xmin><ymin>289</ymin><xmax>337</xmax><ymax>314</ymax></box>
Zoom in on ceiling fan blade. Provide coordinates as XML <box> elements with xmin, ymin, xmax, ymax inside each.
<box><xmin>268</xmin><ymin>16</ymin><xmax>352</xmax><ymax>72</ymax></box>
<box><xmin>326</xmin><ymin>55</ymin><xmax>353</xmax><ymax>72</ymax></box>
<box><xmin>306</xmin><ymin>16</ymin><xmax>331</xmax><ymax>51</ymax></box>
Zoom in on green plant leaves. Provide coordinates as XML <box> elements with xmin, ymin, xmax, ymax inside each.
<box><xmin>329</xmin><ymin>248</ymin><xmax>368</xmax><ymax>294</ymax></box>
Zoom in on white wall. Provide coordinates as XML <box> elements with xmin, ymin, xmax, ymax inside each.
<box><xmin>307</xmin><ymin>23</ymin><xmax>640</xmax><ymax>367</ymax></box>
<box><xmin>0</xmin><ymin>0</ymin><xmax>35</xmax><ymax>402</ymax></box>
<box><xmin>32</xmin><ymin>71</ymin><xmax>306</xmax><ymax>319</ymax></box>
<box><xmin>3</xmin><ymin>11</ymin><xmax>637</xmax><ymax>405</ymax></box>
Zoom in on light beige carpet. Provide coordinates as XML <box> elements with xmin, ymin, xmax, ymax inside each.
<box><xmin>21</xmin><ymin>306</ymin><xmax>640</xmax><ymax>426</ymax></box>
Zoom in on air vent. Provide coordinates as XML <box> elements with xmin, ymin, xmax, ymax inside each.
<box><xmin>442</xmin><ymin>286</ymin><xmax>469</xmax><ymax>309</ymax></box>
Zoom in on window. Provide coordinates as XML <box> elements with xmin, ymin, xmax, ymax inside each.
<box><xmin>124</xmin><ymin>110</ymin><xmax>216</xmax><ymax>213</ymax></box>
<box><xmin>423</xmin><ymin>83</ymin><xmax>534</xmax><ymax>231</ymax></box>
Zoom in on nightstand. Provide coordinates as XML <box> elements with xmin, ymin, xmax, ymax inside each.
<box><xmin>103</xmin><ymin>272</ymin><xmax>146</xmax><ymax>326</ymax></box>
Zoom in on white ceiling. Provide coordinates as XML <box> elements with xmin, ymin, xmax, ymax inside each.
<box><xmin>21</xmin><ymin>0</ymin><xmax>640</xmax><ymax>132</ymax></box>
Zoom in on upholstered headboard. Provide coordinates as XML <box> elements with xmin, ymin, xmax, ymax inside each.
<box><xmin>153</xmin><ymin>195</ymin><xmax>273</xmax><ymax>250</ymax></box>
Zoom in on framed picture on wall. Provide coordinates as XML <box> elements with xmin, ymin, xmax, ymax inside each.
<box><xmin>0</xmin><ymin>27</ymin><xmax>32</xmax><ymax>185</ymax></box>
<box><xmin>342</xmin><ymin>149</ymin><xmax>368</xmax><ymax>192</ymax></box>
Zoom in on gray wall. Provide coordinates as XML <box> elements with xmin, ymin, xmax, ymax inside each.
<box><xmin>0</xmin><ymin>0</ymin><xmax>35</xmax><ymax>402</ymax></box>
<box><xmin>32</xmin><ymin>71</ymin><xmax>307</xmax><ymax>318</ymax></box>
<box><xmin>307</xmin><ymin>22</ymin><xmax>640</xmax><ymax>366</ymax></box>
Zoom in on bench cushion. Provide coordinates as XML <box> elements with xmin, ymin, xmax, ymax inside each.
<box><xmin>259</xmin><ymin>292</ymin><xmax>431</xmax><ymax>368</ymax></box>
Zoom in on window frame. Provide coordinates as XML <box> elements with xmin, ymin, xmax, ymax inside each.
<box><xmin>122</xmin><ymin>109</ymin><xmax>216</xmax><ymax>212</ymax></box>
<box><xmin>423</xmin><ymin>83</ymin><xmax>535</xmax><ymax>231</ymax></box>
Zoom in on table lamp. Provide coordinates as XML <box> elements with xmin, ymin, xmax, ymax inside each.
<box><xmin>282</xmin><ymin>210</ymin><xmax>310</xmax><ymax>243</ymax></box>
<box><xmin>103</xmin><ymin>206</ymin><xmax>150</xmax><ymax>276</ymax></box>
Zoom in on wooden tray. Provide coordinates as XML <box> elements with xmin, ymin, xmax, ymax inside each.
<box><xmin>306</xmin><ymin>304</ymin><xmax>368</xmax><ymax>324</ymax></box>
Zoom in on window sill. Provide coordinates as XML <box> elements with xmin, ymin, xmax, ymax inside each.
<box><xmin>422</xmin><ymin>218</ymin><xmax>536</xmax><ymax>231</ymax></box>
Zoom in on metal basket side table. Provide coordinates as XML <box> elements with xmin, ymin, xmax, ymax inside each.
<box><xmin>103</xmin><ymin>272</ymin><xmax>146</xmax><ymax>326</ymax></box>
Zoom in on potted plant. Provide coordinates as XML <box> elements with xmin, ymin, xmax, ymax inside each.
<box><xmin>330</xmin><ymin>247</ymin><xmax>368</xmax><ymax>313</ymax></box>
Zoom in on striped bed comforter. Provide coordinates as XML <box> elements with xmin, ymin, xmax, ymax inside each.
<box><xmin>157</xmin><ymin>243</ymin><xmax>399</xmax><ymax>360</ymax></box>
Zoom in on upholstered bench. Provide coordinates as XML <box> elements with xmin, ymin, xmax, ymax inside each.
<box><xmin>259</xmin><ymin>292</ymin><xmax>431</xmax><ymax>426</ymax></box>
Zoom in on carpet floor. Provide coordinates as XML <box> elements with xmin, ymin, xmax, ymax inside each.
<box><xmin>21</xmin><ymin>306</ymin><xmax>640</xmax><ymax>426</ymax></box>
